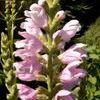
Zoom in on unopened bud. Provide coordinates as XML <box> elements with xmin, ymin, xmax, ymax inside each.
<box><xmin>55</xmin><ymin>10</ymin><xmax>65</xmax><ymax>20</ymax></box>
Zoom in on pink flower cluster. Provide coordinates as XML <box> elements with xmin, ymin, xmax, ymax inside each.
<box><xmin>14</xmin><ymin>2</ymin><xmax>49</xmax><ymax>81</ymax></box>
<box><xmin>14</xmin><ymin>1</ymin><xmax>87</xmax><ymax>100</ymax></box>
<box><xmin>14</xmin><ymin>2</ymin><xmax>48</xmax><ymax>100</ymax></box>
<box><xmin>54</xmin><ymin>43</ymin><xmax>87</xmax><ymax>100</ymax></box>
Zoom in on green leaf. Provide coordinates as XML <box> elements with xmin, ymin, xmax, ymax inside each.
<box><xmin>37</xmin><ymin>94</ymin><xmax>48</xmax><ymax>100</ymax></box>
<box><xmin>94</xmin><ymin>90</ymin><xmax>100</xmax><ymax>96</ymax></box>
<box><xmin>89</xmin><ymin>54</ymin><xmax>99</xmax><ymax>60</ymax></box>
<box><xmin>35</xmin><ymin>75</ymin><xmax>47</xmax><ymax>82</ymax></box>
<box><xmin>88</xmin><ymin>75</ymin><xmax>97</xmax><ymax>85</ymax></box>
<box><xmin>52</xmin><ymin>83</ymin><xmax>62</xmax><ymax>96</ymax></box>
<box><xmin>36</xmin><ymin>86</ymin><xmax>48</xmax><ymax>95</ymax></box>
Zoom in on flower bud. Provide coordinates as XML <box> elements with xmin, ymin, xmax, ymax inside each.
<box><xmin>55</xmin><ymin>10</ymin><xmax>65</xmax><ymax>20</ymax></box>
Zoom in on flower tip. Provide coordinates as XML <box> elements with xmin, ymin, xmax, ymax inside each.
<box><xmin>38</xmin><ymin>0</ymin><xmax>46</xmax><ymax>6</ymax></box>
<box><xmin>55</xmin><ymin>10</ymin><xmax>65</xmax><ymax>20</ymax></box>
<box><xmin>24</xmin><ymin>10</ymin><xmax>30</xmax><ymax>17</ymax></box>
<box><xmin>30</xmin><ymin>3</ymin><xmax>41</xmax><ymax>11</ymax></box>
<box><xmin>76</xmin><ymin>43</ymin><xmax>87</xmax><ymax>48</ymax></box>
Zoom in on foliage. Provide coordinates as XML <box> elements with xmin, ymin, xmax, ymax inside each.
<box><xmin>76</xmin><ymin>17</ymin><xmax>100</xmax><ymax>100</ymax></box>
<box><xmin>77</xmin><ymin>17</ymin><xmax>100</xmax><ymax>48</ymax></box>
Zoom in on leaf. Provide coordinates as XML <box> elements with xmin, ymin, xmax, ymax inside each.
<box><xmin>37</xmin><ymin>94</ymin><xmax>48</xmax><ymax>100</ymax></box>
<box><xmin>35</xmin><ymin>75</ymin><xmax>47</xmax><ymax>82</ymax></box>
<box><xmin>36</xmin><ymin>86</ymin><xmax>48</xmax><ymax>95</ymax></box>
<box><xmin>94</xmin><ymin>90</ymin><xmax>100</xmax><ymax>96</ymax></box>
<box><xmin>88</xmin><ymin>75</ymin><xmax>97</xmax><ymax>85</ymax></box>
<box><xmin>89</xmin><ymin>54</ymin><xmax>99</xmax><ymax>60</ymax></box>
<box><xmin>52</xmin><ymin>83</ymin><xmax>62</xmax><ymax>96</ymax></box>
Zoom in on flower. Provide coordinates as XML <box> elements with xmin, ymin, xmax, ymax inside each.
<box><xmin>54</xmin><ymin>90</ymin><xmax>74</xmax><ymax>100</ymax></box>
<box><xmin>24</xmin><ymin>3</ymin><xmax>48</xmax><ymax>28</ymax></box>
<box><xmin>53</xmin><ymin>20</ymin><xmax>81</xmax><ymax>49</ymax></box>
<box><xmin>17</xmin><ymin>84</ymin><xmax>37</xmax><ymax>100</ymax></box>
<box><xmin>58</xmin><ymin>43</ymin><xmax>87</xmax><ymax>64</ymax></box>
<box><xmin>14</xmin><ymin>48</ymin><xmax>35</xmax><ymax>60</ymax></box>
<box><xmin>62</xmin><ymin>20</ymin><xmax>81</xmax><ymax>41</ymax></box>
<box><xmin>14</xmin><ymin>31</ymin><xmax>42</xmax><ymax>53</ymax></box>
<box><xmin>13</xmin><ymin>57</ymin><xmax>41</xmax><ymax>81</ymax></box>
<box><xmin>60</xmin><ymin>63</ymin><xmax>86</xmax><ymax>90</ymax></box>
<box><xmin>20</xmin><ymin>18</ymin><xmax>42</xmax><ymax>36</ymax></box>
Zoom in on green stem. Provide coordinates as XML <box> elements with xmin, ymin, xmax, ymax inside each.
<box><xmin>47</xmin><ymin>0</ymin><xmax>53</xmax><ymax>7</ymax></box>
<box><xmin>46</xmin><ymin>0</ymin><xmax>60</xmax><ymax>99</ymax></box>
<box><xmin>47</xmin><ymin>35</ymin><xmax>53</xmax><ymax>100</ymax></box>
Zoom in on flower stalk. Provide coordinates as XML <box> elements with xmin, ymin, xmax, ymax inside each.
<box><xmin>12</xmin><ymin>0</ymin><xmax>87</xmax><ymax>100</ymax></box>
<box><xmin>1</xmin><ymin>0</ymin><xmax>18</xmax><ymax>99</ymax></box>
<box><xmin>46</xmin><ymin>0</ymin><xmax>60</xmax><ymax>99</ymax></box>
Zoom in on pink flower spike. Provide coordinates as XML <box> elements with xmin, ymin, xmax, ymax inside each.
<box><xmin>17</xmin><ymin>84</ymin><xmax>36</xmax><ymax>100</ymax></box>
<box><xmin>54</xmin><ymin>90</ymin><xmax>74</xmax><ymax>100</ymax></box>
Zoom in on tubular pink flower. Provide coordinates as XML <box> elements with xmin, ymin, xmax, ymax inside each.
<box><xmin>53</xmin><ymin>20</ymin><xmax>81</xmax><ymax>43</ymax></box>
<box><xmin>17</xmin><ymin>84</ymin><xmax>37</xmax><ymax>100</ymax></box>
<box><xmin>14</xmin><ymin>48</ymin><xmax>36</xmax><ymax>60</ymax></box>
<box><xmin>63</xmin><ymin>20</ymin><xmax>81</xmax><ymax>37</ymax></box>
<box><xmin>13</xmin><ymin>57</ymin><xmax>41</xmax><ymax>81</ymax></box>
<box><xmin>20</xmin><ymin>18</ymin><xmax>42</xmax><ymax>36</ymax></box>
<box><xmin>15</xmin><ymin>32</ymin><xmax>42</xmax><ymax>51</ymax></box>
<box><xmin>60</xmin><ymin>64</ymin><xmax>86</xmax><ymax>90</ymax></box>
<box><xmin>58</xmin><ymin>43</ymin><xmax>87</xmax><ymax>64</ymax></box>
<box><xmin>54</xmin><ymin>90</ymin><xmax>74</xmax><ymax>100</ymax></box>
<box><xmin>24</xmin><ymin>3</ymin><xmax>48</xmax><ymax>28</ymax></box>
